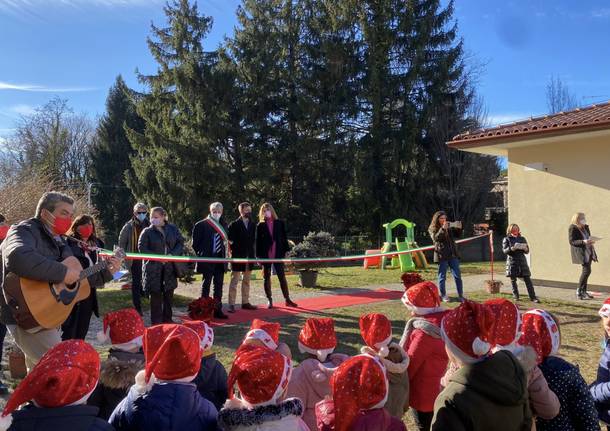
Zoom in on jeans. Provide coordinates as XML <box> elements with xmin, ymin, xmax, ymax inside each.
<box><xmin>202</xmin><ymin>263</ymin><xmax>226</xmax><ymax>310</ymax></box>
<box><xmin>263</xmin><ymin>263</ymin><xmax>291</xmax><ymax>301</ymax></box>
<box><xmin>438</xmin><ymin>257</ymin><xmax>463</xmax><ymax>297</ymax></box>
<box><xmin>578</xmin><ymin>261</ymin><xmax>592</xmax><ymax>295</ymax></box>
<box><xmin>131</xmin><ymin>260</ymin><xmax>143</xmax><ymax>312</ymax></box>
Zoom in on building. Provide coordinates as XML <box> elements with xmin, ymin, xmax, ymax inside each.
<box><xmin>449</xmin><ymin>102</ymin><xmax>610</xmax><ymax>290</ymax></box>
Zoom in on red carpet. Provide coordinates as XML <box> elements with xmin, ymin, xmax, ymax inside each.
<box><xmin>180</xmin><ymin>288</ymin><xmax>403</xmax><ymax>327</ymax></box>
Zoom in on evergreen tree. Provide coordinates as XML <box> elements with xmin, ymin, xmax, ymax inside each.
<box><xmin>90</xmin><ymin>75</ymin><xmax>144</xmax><ymax>244</ymax></box>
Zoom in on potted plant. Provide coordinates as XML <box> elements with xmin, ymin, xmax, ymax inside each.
<box><xmin>287</xmin><ymin>231</ymin><xmax>337</xmax><ymax>288</ymax></box>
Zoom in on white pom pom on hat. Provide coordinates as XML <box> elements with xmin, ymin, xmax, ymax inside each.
<box><xmin>472</xmin><ymin>336</ymin><xmax>491</xmax><ymax>356</ymax></box>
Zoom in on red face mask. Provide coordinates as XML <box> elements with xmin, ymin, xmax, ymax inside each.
<box><xmin>48</xmin><ymin>212</ymin><xmax>73</xmax><ymax>236</ymax></box>
<box><xmin>77</xmin><ymin>225</ymin><xmax>94</xmax><ymax>240</ymax></box>
<box><xmin>511</xmin><ymin>228</ymin><xmax>520</xmax><ymax>236</ymax></box>
<box><xmin>0</xmin><ymin>225</ymin><xmax>8</xmax><ymax>240</ymax></box>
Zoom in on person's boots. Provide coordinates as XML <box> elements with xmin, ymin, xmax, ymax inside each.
<box><xmin>267</xmin><ymin>298</ymin><xmax>274</xmax><ymax>309</ymax></box>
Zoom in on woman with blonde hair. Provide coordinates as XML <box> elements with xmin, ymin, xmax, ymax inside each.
<box><xmin>502</xmin><ymin>223</ymin><xmax>539</xmax><ymax>303</ymax></box>
<box><xmin>569</xmin><ymin>212</ymin><xmax>598</xmax><ymax>300</ymax></box>
<box><xmin>255</xmin><ymin>203</ymin><xmax>298</xmax><ymax>309</ymax></box>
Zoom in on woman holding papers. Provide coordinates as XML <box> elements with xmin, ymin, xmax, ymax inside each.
<box><xmin>428</xmin><ymin>210</ymin><xmax>464</xmax><ymax>302</ymax></box>
<box><xmin>502</xmin><ymin>223</ymin><xmax>539</xmax><ymax>303</ymax></box>
<box><xmin>569</xmin><ymin>212</ymin><xmax>598</xmax><ymax>300</ymax></box>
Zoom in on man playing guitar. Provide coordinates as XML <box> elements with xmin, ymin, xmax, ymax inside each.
<box><xmin>0</xmin><ymin>191</ymin><xmax>120</xmax><ymax>370</ymax></box>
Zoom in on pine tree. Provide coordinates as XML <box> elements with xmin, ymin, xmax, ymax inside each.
<box><xmin>89</xmin><ymin>75</ymin><xmax>144</xmax><ymax>244</ymax></box>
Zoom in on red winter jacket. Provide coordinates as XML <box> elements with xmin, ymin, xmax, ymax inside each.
<box><xmin>402</xmin><ymin>310</ymin><xmax>448</xmax><ymax>413</ymax></box>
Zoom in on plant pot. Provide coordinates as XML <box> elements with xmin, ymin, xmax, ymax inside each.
<box><xmin>9</xmin><ymin>348</ymin><xmax>27</xmax><ymax>379</ymax></box>
<box><xmin>299</xmin><ymin>270</ymin><xmax>319</xmax><ymax>288</ymax></box>
<box><xmin>484</xmin><ymin>280</ymin><xmax>503</xmax><ymax>294</ymax></box>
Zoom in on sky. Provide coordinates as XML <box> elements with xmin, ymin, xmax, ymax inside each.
<box><xmin>1</xmin><ymin>0</ymin><xmax>610</xmax><ymax>140</ymax></box>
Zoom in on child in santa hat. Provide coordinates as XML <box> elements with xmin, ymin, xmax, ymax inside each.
<box><xmin>399</xmin><ymin>281</ymin><xmax>448</xmax><ymax>431</ymax></box>
<box><xmin>592</xmin><ymin>298</ymin><xmax>610</xmax><ymax>429</ymax></box>
<box><xmin>518</xmin><ymin>309</ymin><xmax>599</xmax><ymax>431</ymax></box>
<box><xmin>109</xmin><ymin>324</ymin><xmax>219</xmax><ymax>431</ymax></box>
<box><xmin>218</xmin><ymin>344</ymin><xmax>307</xmax><ymax>430</ymax></box>
<box><xmin>285</xmin><ymin>317</ymin><xmax>348</xmax><ymax>430</ymax></box>
<box><xmin>241</xmin><ymin>318</ymin><xmax>292</xmax><ymax>358</ymax></box>
<box><xmin>87</xmin><ymin>308</ymin><xmax>146</xmax><ymax>420</ymax></box>
<box><xmin>183</xmin><ymin>319</ymin><xmax>229</xmax><ymax>411</ymax></box>
<box><xmin>484</xmin><ymin>298</ymin><xmax>559</xmax><ymax>428</ymax></box>
<box><xmin>359</xmin><ymin>313</ymin><xmax>409</xmax><ymax>421</ymax></box>
<box><xmin>0</xmin><ymin>339</ymin><xmax>112</xmax><ymax>431</ymax></box>
<box><xmin>432</xmin><ymin>300</ymin><xmax>532</xmax><ymax>430</ymax></box>
<box><xmin>315</xmin><ymin>353</ymin><xmax>406</xmax><ymax>431</ymax></box>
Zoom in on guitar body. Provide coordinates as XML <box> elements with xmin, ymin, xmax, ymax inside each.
<box><xmin>4</xmin><ymin>256</ymin><xmax>91</xmax><ymax>330</ymax></box>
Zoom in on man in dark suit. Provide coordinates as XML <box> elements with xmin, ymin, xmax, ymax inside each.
<box><xmin>192</xmin><ymin>202</ymin><xmax>229</xmax><ymax>319</ymax></box>
<box><xmin>227</xmin><ymin>203</ymin><xmax>257</xmax><ymax>313</ymax></box>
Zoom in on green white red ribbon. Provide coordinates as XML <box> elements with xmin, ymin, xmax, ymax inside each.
<box><xmin>100</xmin><ymin>232</ymin><xmax>491</xmax><ymax>264</ymax></box>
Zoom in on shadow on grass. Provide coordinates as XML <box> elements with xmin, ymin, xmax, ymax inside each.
<box><xmin>97</xmin><ymin>287</ymin><xmax>192</xmax><ymax>315</ymax></box>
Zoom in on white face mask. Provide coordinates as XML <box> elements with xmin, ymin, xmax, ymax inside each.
<box><xmin>579</xmin><ymin>218</ymin><xmax>587</xmax><ymax>225</ymax></box>
<box><xmin>264</xmin><ymin>210</ymin><xmax>272</xmax><ymax>219</ymax></box>
<box><xmin>211</xmin><ymin>212</ymin><xmax>222</xmax><ymax>221</ymax></box>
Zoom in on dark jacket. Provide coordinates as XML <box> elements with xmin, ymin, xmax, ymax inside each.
<box><xmin>65</xmin><ymin>237</ymin><xmax>113</xmax><ymax>318</ymax></box>
<box><xmin>256</xmin><ymin>219</ymin><xmax>290</xmax><ymax>260</ymax></box>
<box><xmin>569</xmin><ymin>224</ymin><xmax>598</xmax><ymax>265</ymax></box>
<box><xmin>8</xmin><ymin>404</ymin><xmax>114</xmax><ymax>431</ymax></box>
<box><xmin>192</xmin><ymin>353</ymin><xmax>229</xmax><ymax>412</ymax></box>
<box><xmin>109</xmin><ymin>382</ymin><xmax>219</xmax><ymax>431</ymax></box>
<box><xmin>88</xmin><ymin>349</ymin><xmax>144</xmax><ymax>420</ymax></box>
<box><xmin>192</xmin><ymin>217</ymin><xmax>229</xmax><ymax>273</ymax></box>
<box><xmin>138</xmin><ymin>223</ymin><xmax>184</xmax><ymax>293</ymax></box>
<box><xmin>537</xmin><ymin>356</ymin><xmax>600</xmax><ymax>431</ymax></box>
<box><xmin>431</xmin><ymin>350</ymin><xmax>532</xmax><ymax>431</ymax></box>
<box><xmin>118</xmin><ymin>218</ymin><xmax>149</xmax><ymax>268</ymax></box>
<box><xmin>0</xmin><ymin>218</ymin><xmax>73</xmax><ymax>325</ymax></box>
<box><xmin>429</xmin><ymin>226</ymin><xmax>461</xmax><ymax>263</ymax></box>
<box><xmin>591</xmin><ymin>339</ymin><xmax>610</xmax><ymax>424</ymax></box>
<box><xmin>502</xmin><ymin>235</ymin><xmax>532</xmax><ymax>278</ymax></box>
<box><xmin>227</xmin><ymin>217</ymin><xmax>256</xmax><ymax>272</ymax></box>
<box><xmin>218</xmin><ymin>397</ymin><xmax>306</xmax><ymax>431</ymax></box>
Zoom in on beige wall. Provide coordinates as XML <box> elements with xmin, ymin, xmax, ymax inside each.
<box><xmin>508</xmin><ymin>132</ymin><xmax>610</xmax><ymax>289</ymax></box>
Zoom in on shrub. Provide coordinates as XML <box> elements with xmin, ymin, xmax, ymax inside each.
<box><xmin>287</xmin><ymin>231</ymin><xmax>337</xmax><ymax>271</ymax></box>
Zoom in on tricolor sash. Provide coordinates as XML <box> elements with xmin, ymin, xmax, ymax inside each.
<box><xmin>205</xmin><ymin>217</ymin><xmax>230</xmax><ymax>258</ymax></box>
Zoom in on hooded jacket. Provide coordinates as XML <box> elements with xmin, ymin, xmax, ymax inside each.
<box><xmin>8</xmin><ymin>405</ymin><xmax>113</xmax><ymax>431</ymax></box>
<box><xmin>218</xmin><ymin>397</ymin><xmax>309</xmax><ymax>431</ymax></box>
<box><xmin>192</xmin><ymin>352</ymin><xmax>229</xmax><ymax>411</ymax></box>
<box><xmin>285</xmin><ymin>353</ymin><xmax>348</xmax><ymax>430</ymax></box>
<box><xmin>431</xmin><ymin>350</ymin><xmax>532</xmax><ymax>431</ymax></box>
<box><xmin>88</xmin><ymin>349</ymin><xmax>144</xmax><ymax>420</ymax></box>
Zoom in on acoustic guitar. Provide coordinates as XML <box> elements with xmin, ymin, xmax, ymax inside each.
<box><xmin>3</xmin><ymin>248</ymin><xmax>125</xmax><ymax>330</ymax></box>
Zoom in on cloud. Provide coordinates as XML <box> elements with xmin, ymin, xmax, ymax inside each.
<box><xmin>592</xmin><ymin>8</ymin><xmax>610</xmax><ymax>19</ymax></box>
<box><xmin>9</xmin><ymin>104</ymin><xmax>36</xmax><ymax>116</ymax></box>
<box><xmin>0</xmin><ymin>81</ymin><xmax>96</xmax><ymax>93</ymax></box>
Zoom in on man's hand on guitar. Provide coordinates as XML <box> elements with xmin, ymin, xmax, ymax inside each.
<box><xmin>64</xmin><ymin>268</ymin><xmax>81</xmax><ymax>285</ymax></box>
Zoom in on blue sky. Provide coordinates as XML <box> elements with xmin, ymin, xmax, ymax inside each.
<box><xmin>1</xmin><ymin>0</ymin><xmax>609</xmax><ymax>139</ymax></box>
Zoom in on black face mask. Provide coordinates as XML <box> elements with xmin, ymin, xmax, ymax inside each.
<box><xmin>243</xmin><ymin>212</ymin><xmax>252</xmax><ymax>219</ymax></box>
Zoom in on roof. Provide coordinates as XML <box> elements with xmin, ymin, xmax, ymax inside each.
<box><xmin>449</xmin><ymin>101</ymin><xmax>610</xmax><ymax>148</ymax></box>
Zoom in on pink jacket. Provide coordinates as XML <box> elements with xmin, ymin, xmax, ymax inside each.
<box><xmin>285</xmin><ymin>354</ymin><xmax>348</xmax><ymax>431</ymax></box>
<box><xmin>315</xmin><ymin>400</ymin><xmax>406</xmax><ymax>431</ymax></box>
<box><xmin>528</xmin><ymin>365</ymin><xmax>560</xmax><ymax>429</ymax></box>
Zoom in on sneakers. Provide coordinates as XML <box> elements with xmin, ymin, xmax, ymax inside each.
<box><xmin>458</xmin><ymin>296</ymin><xmax>466</xmax><ymax>303</ymax></box>
<box><xmin>441</xmin><ymin>295</ymin><xmax>450</xmax><ymax>303</ymax></box>
<box><xmin>242</xmin><ymin>303</ymin><xmax>257</xmax><ymax>310</ymax></box>
<box><xmin>585</xmin><ymin>292</ymin><xmax>595</xmax><ymax>299</ymax></box>
<box><xmin>267</xmin><ymin>299</ymin><xmax>274</xmax><ymax>309</ymax></box>
<box><xmin>531</xmin><ymin>297</ymin><xmax>541</xmax><ymax>303</ymax></box>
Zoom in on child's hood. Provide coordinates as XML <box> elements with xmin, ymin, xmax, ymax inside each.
<box><xmin>451</xmin><ymin>350</ymin><xmax>528</xmax><ymax>406</ymax></box>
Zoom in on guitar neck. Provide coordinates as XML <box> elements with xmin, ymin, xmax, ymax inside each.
<box><xmin>79</xmin><ymin>261</ymin><xmax>108</xmax><ymax>281</ymax></box>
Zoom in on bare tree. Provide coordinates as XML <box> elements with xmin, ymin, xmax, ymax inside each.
<box><xmin>7</xmin><ymin>97</ymin><xmax>94</xmax><ymax>185</ymax></box>
<box><xmin>546</xmin><ymin>76</ymin><xmax>578</xmax><ymax>114</ymax></box>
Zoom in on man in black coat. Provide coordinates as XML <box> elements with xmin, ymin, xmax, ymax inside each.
<box><xmin>192</xmin><ymin>202</ymin><xmax>229</xmax><ymax>319</ymax></box>
<box><xmin>227</xmin><ymin>202</ymin><xmax>257</xmax><ymax>313</ymax></box>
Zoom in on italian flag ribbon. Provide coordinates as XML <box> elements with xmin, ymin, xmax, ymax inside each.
<box><xmin>206</xmin><ymin>216</ymin><xmax>230</xmax><ymax>258</ymax></box>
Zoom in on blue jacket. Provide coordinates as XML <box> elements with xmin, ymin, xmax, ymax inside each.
<box><xmin>8</xmin><ymin>404</ymin><xmax>113</xmax><ymax>431</ymax></box>
<box><xmin>193</xmin><ymin>353</ymin><xmax>228</xmax><ymax>411</ymax></box>
<box><xmin>537</xmin><ymin>356</ymin><xmax>600</xmax><ymax>431</ymax></box>
<box><xmin>109</xmin><ymin>381</ymin><xmax>219</xmax><ymax>431</ymax></box>
<box><xmin>591</xmin><ymin>339</ymin><xmax>610</xmax><ymax>424</ymax></box>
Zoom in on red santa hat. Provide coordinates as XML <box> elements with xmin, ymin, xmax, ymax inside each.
<box><xmin>518</xmin><ymin>309</ymin><xmax>561</xmax><ymax>365</ymax></box>
<box><xmin>484</xmin><ymin>298</ymin><xmax>522</xmax><ymax>348</ymax></box>
<box><xmin>330</xmin><ymin>354</ymin><xmax>389</xmax><ymax>431</ymax></box>
<box><xmin>134</xmin><ymin>324</ymin><xmax>201</xmax><ymax>393</ymax></box>
<box><xmin>401</xmin><ymin>281</ymin><xmax>443</xmax><ymax>315</ymax></box>
<box><xmin>599</xmin><ymin>298</ymin><xmax>610</xmax><ymax>318</ymax></box>
<box><xmin>441</xmin><ymin>300</ymin><xmax>495</xmax><ymax>363</ymax></box>
<box><xmin>96</xmin><ymin>308</ymin><xmax>145</xmax><ymax>349</ymax></box>
<box><xmin>243</xmin><ymin>319</ymin><xmax>280</xmax><ymax>350</ymax></box>
<box><xmin>226</xmin><ymin>344</ymin><xmax>292</xmax><ymax>408</ymax></box>
<box><xmin>187</xmin><ymin>297</ymin><xmax>216</xmax><ymax>322</ymax></box>
<box><xmin>0</xmin><ymin>340</ymin><xmax>100</xmax><ymax>431</ymax></box>
<box><xmin>183</xmin><ymin>320</ymin><xmax>214</xmax><ymax>352</ymax></box>
<box><xmin>298</xmin><ymin>318</ymin><xmax>337</xmax><ymax>362</ymax></box>
<box><xmin>359</xmin><ymin>313</ymin><xmax>392</xmax><ymax>358</ymax></box>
